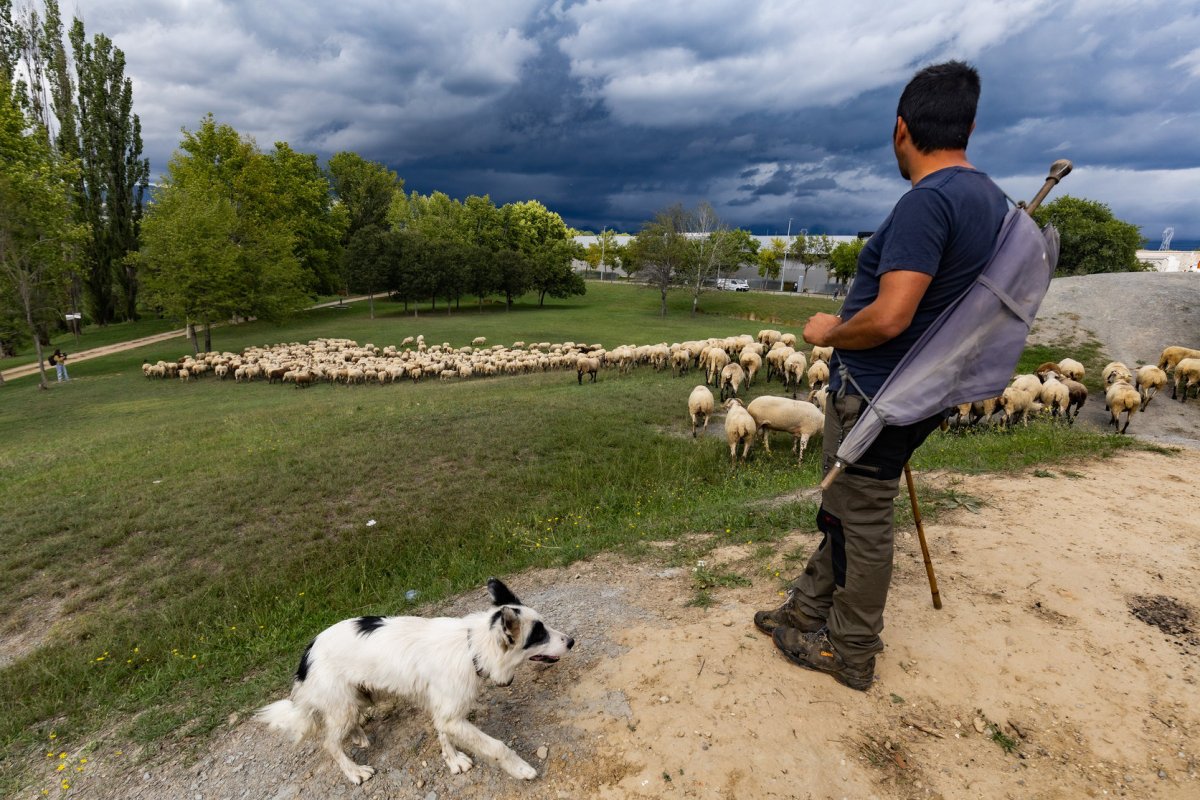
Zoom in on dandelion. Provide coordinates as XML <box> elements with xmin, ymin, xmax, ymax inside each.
<box><xmin>115</xmin><ymin>751</ymin><xmax>123</xmax><ymax>756</ymax></box>
<box><xmin>56</xmin><ymin>764</ymin><xmax>66</xmax><ymax>772</ymax></box>
<box><xmin>49</xmin><ymin>733</ymin><xmax>57</xmax><ymax>740</ymax></box>
<box><xmin>61</xmin><ymin>780</ymin><xmax>70</xmax><ymax>790</ymax></box>
<box><xmin>59</xmin><ymin>753</ymin><xmax>66</xmax><ymax>759</ymax></box>
<box><xmin>79</xmin><ymin>759</ymin><xmax>86</xmax><ymax>765</ymax></box>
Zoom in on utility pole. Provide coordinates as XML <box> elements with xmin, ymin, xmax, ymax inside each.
<box><xmin>600</xmin><ymin>226</ymin><xmax>607</xmax><ymax>281</ymax></box>
<box><xmin>780</xmin><ymin>218</ymin><xmax>792</xmax><ymax>292</ymax></box>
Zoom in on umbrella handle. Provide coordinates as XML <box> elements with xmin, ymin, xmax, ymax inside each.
<box><xmin>820</xmin><ymin>461</ymin><xmax>844</xmax><ymax>491</ymax></box>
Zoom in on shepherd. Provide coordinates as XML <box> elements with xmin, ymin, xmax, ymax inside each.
<box><xmin>753</xmin><ymin>61</ymin><xmax>1009</xmax><ymax>690</ymax></box>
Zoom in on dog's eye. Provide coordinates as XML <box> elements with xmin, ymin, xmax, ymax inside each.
<box><xmin>523</xmin><ymin>620</ymin><xmax>549</xmax><ymax>649</ymax></box>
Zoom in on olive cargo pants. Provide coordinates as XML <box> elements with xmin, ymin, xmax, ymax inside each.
<box><xmin>788</xmin><ymin>394</ymin><xmax>944</xmax><ymax>668</ymax></box>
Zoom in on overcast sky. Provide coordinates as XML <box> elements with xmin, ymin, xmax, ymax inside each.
<box><xmin>71</xmin><ymin>0</ymin><xmax>1200</xmax><ymax>242</ymax></box>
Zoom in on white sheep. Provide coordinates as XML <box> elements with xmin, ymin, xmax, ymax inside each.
<box><xmin>1102</xmin><ymin>361</ymin><xmax>1133</xmax><ymax>385</ymax></box>
<box><xmin>1057</xmin><ymin>358</ymin><xmax>1085</xmax><ymax>381</ymax></box>
<box><xmin>807</xmin><ymin>360</ymin><xmax>830</xmax><ymax>392</ymax></box>
<box><xmin>764</xmin><ymin>346</ymin><xmax>793</xmax><ymax>383</ymax></box>
<box><xmin>688</xmin><ymin>385</ymin><xmax>715</xmax><ymax>438</ymax></box>
<box><xmin>719</xmin><ymin>362</ymin><xmax>746</xmax><ymax>401</ymax></box>
<box><xmin>809</xmin><ymin>385</ymin><xmax>829</xmax><ymax>413</ymax></box>
<box><xmin>671</xmin><ymin>348</ymin><xmax>691</xmax><ymax>377</ymax></box>
<box><xmin>1171</xmin><ymin>357</ymin><xmax>1200</xmax><ymax>402</ymax></box>
<box><xmin>746</xmin><ymin>396</ymin><xmax>825</xmax><ymax>464</ymax></box>
<box><xmin>723</xmin><ymin>398</ymin><xmax>757</xmax><ymax>463</ymax></box>
<box><xmin>705</xmin><ymin>347</ymin><xmax>730</xmax><ymax>387</ymax></box>
<box><xmin>576</xmin><ymin>356</ymin><xmax>599</xmax><ymax>384</ymax></box>
<box><xmin>999</xmin><ymin>386</ymin><xmax>1042</xmax><ymax>427</ymax></box>
<box><xmin>1038</xmin><ymin>373</ymin><xmax>1070</xmax><ymax>420</ymax></box>
<box><xmin>783</xmin><ymin>351</ymin><xmax>807</xmax><ymax>397</ymax></box>
<box><xmin>1010</xmin><ymin>373</ymin><xmax>1042</xmax><ymax>395</ymax></box>
<box><xmin>1135</xmin><ymin>365</ymin><xmax>1167</xmax><ymax>410</ymax></box>
<box><xmin>738</xmin><ymin>349</ymin><xmax>762</xmax><ymax>386</ymax></box>
<box><xmin>1158</xmin><ymin>346</ymin><xmax>1200</xmax><ymax>373</ymax></box>
<box><xmin>810</xmin><ymin>345</ymin><xmax>833</xmax><ymax>364</ymax></box>
<box><xmin>1105</xmin><ymin>378</ymin><xmax>1140</xmax><ymax>433</ymax></box>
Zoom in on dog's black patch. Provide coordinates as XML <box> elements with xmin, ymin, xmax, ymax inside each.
<box><xmin>356</xmin><ymin>685</ymin><xmax>374</xmax><ymax>704</ymax></box>
<box><xmin>355</xmin><ymin>615</ymin><xmax>386</xmax><ymax>636</ymax></box>
<box><xmin>296</xmin><ymin>639</ymin><xmax>315</xmax><ymax>682</ymax></box>
<box><xmin>524</xmin><ymin>620</ymin><xmax>549</xmax><ymax>649</ymax></box>
<box><xmin>487</xmin><ymin>577</ymin><xmax>522</xmax><ymax>607</ymax></box>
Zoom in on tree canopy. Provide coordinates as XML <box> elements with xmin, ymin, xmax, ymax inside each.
<box><xmin>1032</xmin><ymin>195</ymin><xmax>1143</xmax><ymax>276</ymax></box>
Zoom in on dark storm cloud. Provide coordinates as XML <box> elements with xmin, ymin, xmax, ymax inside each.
<box><xmin>76</xmin><ymin>0</ymin><xmax>1200</xmax><ymax>239</ymax></box>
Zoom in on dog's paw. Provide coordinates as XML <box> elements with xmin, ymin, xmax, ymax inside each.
<box><xmin>504</xmin><ymin>758</ymin><xmax>537</xmax><ymax>780</ymax></box>
<box><xmin>350</xmin><ymin>730</ymin><xmax>370</xmax><ymax>749</ymax></box>
<box><xmin>344</xmin><ymin>764</ymin><xmax>376</xmax><ymax>785</ymax></box>
<box><xmin>444</xmin><ymin>751</ymin><xmax>474</xmax><ymax>774</ymax></box>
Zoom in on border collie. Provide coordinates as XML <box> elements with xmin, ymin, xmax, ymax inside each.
<box><xmin>255</xmin><ymin>578</ymin><xmax>574</xmax><ymax>784</ymax></box>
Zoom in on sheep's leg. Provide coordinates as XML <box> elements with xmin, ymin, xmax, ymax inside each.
<box><xmin>691</xmin><ymin>415</ymin><xmax>698</xmax><ymax>438</ymax></box>
<box><xmin>741</xmin><ymin>436</ymin><xmax>751</xmax><ymax>461</ymax></box>
<box><xmin>796</xmin><ymin>433</ymin><xmax>810</xmax><ymax>465</ymax></box>
<box><xmin>1120</xmin><ymin>410</ymin><xmax>1132</xmax><ymax>434</ymax></box>
<box><xmin>760</xmin><ymin>428</ymin><xmax>771</xmax><ymax>453</ymax></box>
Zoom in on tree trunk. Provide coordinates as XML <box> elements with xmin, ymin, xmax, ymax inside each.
<box><xmin>660</xmin><ymin>286</ymin><xmax>668</xmax><ymax>317</ymax></box>
<box><xmin>506</xmin><ymin>293</ymin><xmax>513</xmax><ymax>310</ymax></box>
<box><xmin>691</xmin><ymin>292</ymin><xmax>699</xmax><ymax>316</ymax></box>
<box><xmin>431</xmin><ymin>294</ymin><xmax>436</xmax><ymax>311</ymax></box>
<box><xmin>204</xmin><ymin>321</ymin><xmax>213</xmax><ymax>353</ymax></box>
<box><xmin>539</xmin><ymin>289</ymin><xmax>546</xmax><ymax>307</ymax></box>
<box><xmin>368</xmin><ymin>292</ymin><xmax>375</xmax><ymax>320</ymax></box>
<box><xmin>27</xmin><ymin>306</ymin><xmax>49</xmax><ymax>390</ymax></box>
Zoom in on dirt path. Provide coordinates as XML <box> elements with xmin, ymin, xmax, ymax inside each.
<box><xmin>30</xmin><ymin>448</ymin><xmax>1199</xmax><ymax>800</ymax></box>
<box><xmin>0</xmin><ymin>298</ymin><xmax>369</xmax><ymax>383</ymax></box>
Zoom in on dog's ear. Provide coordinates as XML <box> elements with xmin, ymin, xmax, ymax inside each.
<box><xmin>492</xmin><ymin>606</ymin><xmax>522</xmax><ymax>647</ymax></box>
<box><xmin>487</xmin><ymin>577</ymin><xmax>522</xmax><ymax>607</ymax></box>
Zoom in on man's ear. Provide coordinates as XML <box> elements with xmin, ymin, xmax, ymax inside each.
<box><xmin>487</xmin><ymin>577</ymin><xmax>522</xmax><ymax>607</ymax></box>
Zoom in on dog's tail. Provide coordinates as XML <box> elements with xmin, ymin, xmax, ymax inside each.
<box><xmin>254</xmin><ymin>699</ymin><xmax>314</xmax><ymax>743</ymax></box>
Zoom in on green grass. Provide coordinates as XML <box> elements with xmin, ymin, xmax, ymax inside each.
<box><xmin>0</xmin><ymin>280</ymin><xmax>1152</xmax><ymax>792</ymax></box>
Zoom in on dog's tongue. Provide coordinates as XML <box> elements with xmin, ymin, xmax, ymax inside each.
<box><xmin>529</xmin><ymin>655</ymin><xmax>559</xmax><ymax>663</ymax></box>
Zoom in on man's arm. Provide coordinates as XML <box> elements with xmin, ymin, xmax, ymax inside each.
<box><xmin>803</xmin><ymin>270</ymin><xmax>933</xmax><ymax>349</ymax></box>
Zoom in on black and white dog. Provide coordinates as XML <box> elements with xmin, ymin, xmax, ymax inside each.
<box><xmin>256</xmin><ymin>578</ymin><xmax>574</xmax><ymax>785</ymax></box>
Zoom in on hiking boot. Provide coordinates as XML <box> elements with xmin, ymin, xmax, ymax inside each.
<box><xmin>772</xmin><ymin>626</ymin><xmax>875</xmax><ymax>691</ymax></box>
<box><xmin>753</xmin><ymin>589</ymin><xmax>826</xmax><ymax>636</ymax></box>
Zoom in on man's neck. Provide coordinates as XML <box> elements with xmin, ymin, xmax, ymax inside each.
<box><xmin>907</xmin><ymin>150</ymin><xmax>973</xmax><ymax>186</ymax></box>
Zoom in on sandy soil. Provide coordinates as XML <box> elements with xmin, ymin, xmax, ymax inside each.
<box><xmin>32</xmin><ymin>447</ymin><xmax>1200</xmax><ymax>800</ymax></box>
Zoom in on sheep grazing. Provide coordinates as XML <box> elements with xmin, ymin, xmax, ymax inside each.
<box><xmin>671</xmin><ymin>348</ymin><xmax>691</xmax><ymax>377</ymax></box>
<box><xmin>954</xmin><ymin>396</ymin><xmax>1002</xmax><ymax>427</ymax></box>
<box><xmin>757</xmin><ymin>329</ymin><xmax>782</xmax><ymax>348</ymax></box>
<box><xmin>719</xmin><ymin>362</ymin><xmax>746</xmax><ymax>401</ymax></box>
<box><xmin>1135</xmin><ymin>365</ymin><xmax>1167</xmax><ymax>410</ymax></box>
<box><xmin>783</xmin><ymin>351</ymin><xmax>807</xmax><ymax>398</ymax></box>
<box><xmin>1057</xmin><ymin>358</ymin><xmax>1085</xmax><ymax>381</ymax></box>
<box><xmin>810</xmin><ymin>385</ymin><xmax>829</xmax><ymax>413</ymax></box>
<box><xmin>1158</xmin><ymin>346</ymin><xmax>1200</xmax><ymax>373</ymax></box>
<box><xmin>1038</xmin><ymin>373</ymin><xmax>1070</xmax><ymax>420</ymax></box>
<box><xmin>999</xmin><ymin>386</ymin><xmax>1042</xmax><ymax>427</ymax></box>
<box><xmin>1171</xmin><ymin>357</ymin><xmax>1200</xmax><ymax>402</ymax></box>
<box><xmin>764</xmin><ymin>346</ymin><xmax>793</xmax><ymax>383</ymax></box>
<box><xmin>807</xmin><ymin>360</ymin><xmax>830</xmax><ymax>393</ymax></box>
<box><xmin>779</xmin><ymin>333</ymin><xmax>797</xmax><ymax>348</ymax></box>
<box><xmin>1034</xmin><ymin>361</ymin><xmax>1062</xmax><ymax>379</ymax></box>
<box><xmin>723</xmin><ymin>398</ymin><xmax>757</xmax><ymax>463</ymax></box>
<box><xmin>688</xmin><ymin>385</ymin><xmax>715</xmax><ymax>438</ymax></box>
<box><xmin>705</xmin><ymin>347</ymin><xmax>730</xmax><ymax>387</ymax></box>
<box><xmin>472</xmin><ymin>337</ymin><xmax>487</xmax><ymax>345</ymax></box>
<box><xmin>178</xmin><ymin>368</ymin><xmax>191</xmax><ymax>382</ymax></box>
<box><xmin>738</xmin><ymin>349</ymin><xmax>762</xmax><ymax>386</ymax></box>
<box><xmin>1105</xmin><ymin>378</ymin><xmax>1140</xmax><ymax>433</ymax></box>
<box><xmin>1010</xmin><ymin>373</ymin><xmax>1042</xmax><ymax>395</ymax></box>
<box><xmin>746</xmin><ymin>396</ymin><xmax>825</xmax><ymax>464</ymax></box>
<box><xmin>1101</xmin><ymin>361</ymin><xmax>1133</xmax><ymax>386</ymax></box>
<box><xmin>576</xmin><ymin>356</ymin><xmax>599</xmax><ymax>385</ymax></box>
<box><xmin>810</xmin><ymin>345</ymin><xmax>833</xmax><ymax>364</ymax></box>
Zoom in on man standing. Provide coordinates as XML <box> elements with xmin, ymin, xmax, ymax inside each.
<box><xmin>753</xmin><ymin>61</ymin><xmax>1007</xmax><ymax>690</ymax></box>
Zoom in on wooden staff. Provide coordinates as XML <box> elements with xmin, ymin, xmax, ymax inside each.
<box><xmin>904</xmin><ymin>463</ymin><xmax>942</xmax><ymax>609</ymax></box>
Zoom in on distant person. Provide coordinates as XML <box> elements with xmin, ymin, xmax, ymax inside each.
<box><xmin>753</xmin><ymin>60</ymin><xmax>1007</xmax><ymax>690</ymax></box>
<box><xmin>49</xmin><ymin>348</ymin><xmax>70</xmax><ymax>381</ymax></box>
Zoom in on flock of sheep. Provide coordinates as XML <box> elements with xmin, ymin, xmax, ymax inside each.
<box><xmin>142</xmin><ymin>328</ymin><xmax>1199</xmax><ymax>460</ymax></box>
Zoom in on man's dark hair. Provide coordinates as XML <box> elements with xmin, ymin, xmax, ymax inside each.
<box><xmin>896</xmin><ymin>60</ymin><xmax>980</xmax><ymax>153</ymax></box>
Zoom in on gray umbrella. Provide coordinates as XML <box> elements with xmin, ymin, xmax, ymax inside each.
<box><xmin>821</xmin><ymin>162</ymin><xmax>1069</xmax><ymax>490</ymax></box>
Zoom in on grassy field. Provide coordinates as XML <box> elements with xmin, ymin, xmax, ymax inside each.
<box><xmin>0</xmin><ymin>281</ymin><xmax>1147</xmax><ymax>790</ymax></box>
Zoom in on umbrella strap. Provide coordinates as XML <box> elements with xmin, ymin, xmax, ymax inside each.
<box><xmin>837</xmin><ymin>362</ymin><xmax>888</xmax><ymax>428</ymax></box>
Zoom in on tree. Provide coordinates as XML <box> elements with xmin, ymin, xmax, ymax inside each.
<box><xmin>685</xmin><ymin>202</ymin><xmax>757</xmax><ymax>315</ymax></box>
<box><xmin>625</xmin><ymin>204</ymin><xmax>693</xmax><ymax>317</ymax></box>
<box><xmin>269</xmin><ymin>142</ymin><xmax>348</xmax><ymax>295</ymax></box>
<box><xmin>137</xmin><ymin>116</ymin><xmax>308</xmax><ymax>353</ymax></box>
<box><xmin>0</xmin><ymin>79</ymin><xmax>84</xmax><ymax>388</ymax></box>
<box><xmin>583</xmin><ymin>228</ymin><xmax>621</xmax><ymax>279</ymax></box>
<box><xmin>828</xmin><ymin>238</ymin><xmax>865</xmax><ymax>286</ymax></box>
<box><xmin>757</xmin><ymin>237</ymin><xmax>787</xmax><ymax>282</ymax></box>
<box><xmin>528</xmin><ymin>238</ymin><xmax>585</xmax><ymax>307</ymax></box>
<box><xmin>791</xmin><ymin>232</ymin><xmax>833</xmax><ymax>292</ymax></box>
<box><xmin>1032</xmin><ymin>195</ymin><xmax>1143</xmax><ymax>276</ymax></box>
<box><xmin>328</xmin><ymin>151</ymin><xmax>399</xmax><ymax>238</ymax></box>
<box><xmin>342</xmin><ymin>224</ymin><xmax>392</xmax><ymax>319</ymax></box>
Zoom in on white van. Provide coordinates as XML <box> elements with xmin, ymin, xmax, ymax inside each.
<box><xmin>716</xmin><ymin>278</ymin><xmax>750</xmax><ymax>292</ymax></box>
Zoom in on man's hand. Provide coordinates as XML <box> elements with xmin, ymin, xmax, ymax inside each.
<box><xmin>803</xmin><ymin>313</ymin><xmax>842</xmax><ymax>346</ymax></box>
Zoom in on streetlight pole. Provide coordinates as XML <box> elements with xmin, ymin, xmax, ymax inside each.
<box><xmin>600</xmin><ymin>226</ymin><xmax>607</xmax><ymax>281</ymax></box>
<box><xmin>780</xmin><ymin>218</ymin><xmax>792</xmax><ymax>292</ymax></box>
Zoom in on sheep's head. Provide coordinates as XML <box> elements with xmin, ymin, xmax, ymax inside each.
<box><xmin>723</xmin><ymin>398</ymin><xmax>744</xmax><ymax>410</ymax></box>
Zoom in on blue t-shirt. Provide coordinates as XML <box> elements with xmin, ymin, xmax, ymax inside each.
<box><xmin>830</xmin><ymin>166</ymin><xmax>1008</xmax><ymax>398</ymax></box>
